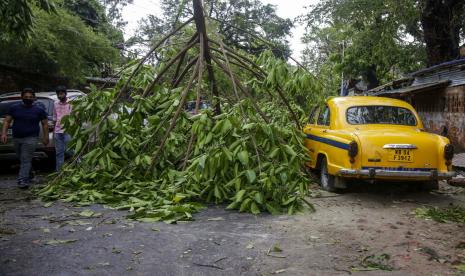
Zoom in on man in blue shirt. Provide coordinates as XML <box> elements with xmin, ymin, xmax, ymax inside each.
<box><xmin>1</xmin><ymin>88</ymin><xmax>49</xmax><ymax>188</ymax></box>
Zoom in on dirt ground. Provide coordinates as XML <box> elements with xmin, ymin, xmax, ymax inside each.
<box><xmin>1</xmin><ymin>165</ymin><xmax>465</xmax><ymax>275</ymax></box>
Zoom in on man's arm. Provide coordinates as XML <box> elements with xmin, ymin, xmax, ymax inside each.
<box><xmin>52</xmin><ymin>102</ymin><xmax>57</xmax><ymax>127</ymax></box>
<box><xmin>41</xmin><ymin>119</ymin><xmax>49</xmax><ymax>146</ymax></box>
<box><xmin>1</xmin><ymin>115</ymin><xmax>12</xmax><ymax>144</ymax></box>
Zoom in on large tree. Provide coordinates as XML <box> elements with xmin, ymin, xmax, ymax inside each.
<box><xmin>129</xmin><ymin>0</ymin><xmax>293</xmax><ymax>59</ymax></box>
<box><xmin>0</xmin><ymin>4</ymin><xmax>120</xmax><ymax>82</ymax></box>
<box><xmin>63</xmin><ymin>0</ymin><xmax>126</xmax><ymax>50</ymax></box>
<box><xmin>302</xmin><ymin>0</ymin><xmax>465</xmax><ymax>90</ymax></box>
<box><xmin>420</xmin><ymin>0</ymin><xmax>465</xmax><ymax>65</ymax></box>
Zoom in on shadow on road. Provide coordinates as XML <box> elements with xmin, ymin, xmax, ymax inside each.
<box><xmin>0</xmin><ymin>159</ymin><xmax>55</xmax><ymax>176</ymax></box>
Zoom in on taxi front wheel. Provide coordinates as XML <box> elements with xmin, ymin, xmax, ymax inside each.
<box><xmin>320</xmin><ymin>157</ymin><xmax>337</xmax><ymax>192</ymax></box>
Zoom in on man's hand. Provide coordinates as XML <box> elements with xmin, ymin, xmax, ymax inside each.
<box><xmin>1</xmin><ymin>115</ymin><xmax>11</xmax><ymax>144</ymax></box>
<box><xmin>42</xmin><ymin>136</ymin><xmax>49</xmax><ymax>146</ymax></box>
<box><xmin>41</xmin><ymin>118</ymin><xmax>49</xmax><ymax>146</ymax></box>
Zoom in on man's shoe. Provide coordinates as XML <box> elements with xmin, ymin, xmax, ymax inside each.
<box><xmin>18</xmin><ymin>182</ymin><xmax>30</xmax><ymax>189</ymax></box>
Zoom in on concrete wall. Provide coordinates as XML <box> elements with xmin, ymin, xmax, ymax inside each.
<box><xmin>410</xmin><ymin>86</ymin><xmax>465</xmax><ymax>151</ymax></box>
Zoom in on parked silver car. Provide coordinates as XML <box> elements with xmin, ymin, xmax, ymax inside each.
<box><xmin>0</xmin><ymin>90</ymin><xmax>85</xmax><ymax>161</ymax></box>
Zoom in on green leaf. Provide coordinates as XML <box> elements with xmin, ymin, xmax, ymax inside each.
<box><xmin>239</xmin><ymin>198</ymin><xmax>252</xmax><ymax>212</ymax></box>
<box><xmin>75</xmin><ymin>139</ymin><xmax>83</xmax><ymax>153</ymax></box>
<box><xmin>78</xmin><ymin>210</ymin><xmax>102</xmax><ymax>218</ymax></box>
<box><xmin>266</xmin><ymin>203</ymin><xmax>280</xmax><ymax>215</ymax></box>
<box><xmin>237</xmin><ymin>151</ymin><xmax>249</xmax><ymax>166</ymax></box>
<box><xmin>45</xmin><ymin>239</ymin><xmax>78</xmax><ymax>245</ymax></box>
<box><xmin>268</xmin><ymin>147</ymin><xmax>280</xmax><ymax>158</ymax></box>
<box><xmin>250</xmin><ymin>202</ymin><xmax>260</xmax><ymax>214</ymax></box>
<box><xmin>198</xmin><ymin>155</ymin><xmax>207</xmax><ymax>170</ymax></box>
<box><xmin>214</xmin><ymin>185</ymin><xmax>222</xmax><ymax>199</ymax></box>
<box><xmin>283</xmin><ymin>145</ymin><xmax>297</xmax><ymax>157</ymax></box>
<box><xmin>205</xmin><ymin>132</ymin><xmax>213</xmax><ymax>144</ymax></box>
<box><xmin>221</xmin><ymin>119</ymin><xmax>232</xmax><ymax>133</ymax></box>
<box><xmin>245</xmin><ymin>170</ymin><xmax>256</xmax><ymax>183</ymax></box>
<box><xmin>173</xmin><ymin>194</ymin><xmax>186</xmax><ymax>203</ymax></box>
<box><xmin>226</xmin><ymin>201</ymin><xmax>239</xmax><ymax>210</ymax></box>
<box><xmin>235</xmin><ymin>190</ymin><xmax>246</xmax><ymax>202</ymax></box>
<box><xmin>254</xmin><ymin>192</ymin><xmax>264</xmax><ymax>204</ymax></box>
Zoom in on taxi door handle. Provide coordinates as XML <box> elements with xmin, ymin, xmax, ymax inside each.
<box><xmin>322</xmin><ymin>130</ymin><xmax>328</xmax><ymax>133</ymax></box>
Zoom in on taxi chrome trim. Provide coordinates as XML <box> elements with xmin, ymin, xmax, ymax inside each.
<box><xmin>383</xmin><ymin>144</ymin><xmax>417</xmax><ymax>149</ymax></box>
<box><xmin>338</xmin><ymin>168</ymin><xmax>456</xmax><ymax>179</ymax></box>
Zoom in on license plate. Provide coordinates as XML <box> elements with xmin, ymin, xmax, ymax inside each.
<box><xmin>389</xmin><ymin>149</ymin><xmax>414</xmax><ymax>162</ymax></box>
<box><xmin>7</xmin><ymin>129</ymin><xmax>12</xmax><ymax>135</ymax></box>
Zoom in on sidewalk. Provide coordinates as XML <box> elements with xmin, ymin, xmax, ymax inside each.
<box><xmin>453</xmin><ymin>152</ymin><xmax>465</xmax><ymax>169</ymax></box>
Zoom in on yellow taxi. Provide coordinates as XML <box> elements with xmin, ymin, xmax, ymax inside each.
<box><xmin>304</xmin><ymin>96</ymin><xmax>456</xmax><ymax>191</ymax></box>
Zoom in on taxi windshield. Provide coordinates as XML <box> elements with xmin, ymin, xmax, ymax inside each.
<box><xmin>346</xmin><ymin>105</ymin><xmax>417</xmax><ymax>126</ymax></box>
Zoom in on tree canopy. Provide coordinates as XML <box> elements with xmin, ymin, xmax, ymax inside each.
<box><xmin>0</xmin><ymin>0</ymin><xmax>56</xmax><ymax>41</ymax></box>
<box><xmin>128</xmin><ymin>0</ymin><xmax>293</xmax><ymax>59</ymax></box>
<box><xmin>302</xmin><ymin>0</ymin><xmax>465</xmax><ymax>90</ymax></box>
<box><xmin>0</xmin><ymin>0</ymin><xmax>124</xmax><ymax>84</ymax></box>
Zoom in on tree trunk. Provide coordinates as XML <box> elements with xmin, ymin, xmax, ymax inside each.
<box><xmin>192</xmin><ymin>0</ymin><xmax>221</xmax><ymax>114</ymax></box>
<box><xmin>365</xmin><ymin>65</ymin><xmax>379</xmax><ymax>90</ymax></box>
<box><xmin>420</xmin><ymin>0</ymin><xmax>461</xmax><ymax>66</ymax></box>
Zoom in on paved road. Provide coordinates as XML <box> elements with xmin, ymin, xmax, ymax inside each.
<box><xmin>1</xmin><ymin>165</ymin><xmax>464</xmax><ymax>275</ymax></box>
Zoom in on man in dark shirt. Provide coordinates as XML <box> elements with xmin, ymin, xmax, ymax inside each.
<box><xmin>1</xmin><ymin>88</ymin><xmax>49</xmax><ymax>188</ymax></box>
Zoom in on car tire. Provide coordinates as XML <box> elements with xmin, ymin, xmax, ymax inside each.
<box><xmin>408</xmin><ymin>180</ymin><xmax>439</xmax><ymax>192</ymax></box>
<box><xmin>421</xmin><ymin>180</ymin><xmax>439</xmax><ymax>191</ymax></box>
<box><xmin>320</xmin><ymin>157</ymin><xmax>337</xmax><ymax>192</ymax></box>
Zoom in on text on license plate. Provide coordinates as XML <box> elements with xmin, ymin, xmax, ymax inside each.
<box><xmin>389</xmin><ymin>149</ymin><xmax>414</xmax><ymax>162</ymax></box>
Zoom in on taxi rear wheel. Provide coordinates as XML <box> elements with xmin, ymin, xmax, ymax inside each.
<box><xmin>421</xmin><ymin>180</ymin><xmax>439</xmax><ymax>191</ymax></box>
<box><xmin>408</xmin><ymin>180</ymin><xmax>439</xmax><ymax>191</ymax></box>
<box><xmin>319</xmin><ymin>157</ymin><xmax>336</xmax><ymax>192</ymax></box>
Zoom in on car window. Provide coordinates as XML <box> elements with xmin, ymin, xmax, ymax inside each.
<box><xmin>317</xmin><ymin>105</ymin><xmax>330</xmax><ymax>126</ymax></box>
<box><xmin>308</xmin><ymin>107</ymin><xmax>319</xmax><ymax>124</ymax></box>
<box><xmin>346</xmin><ymin>105</ymin><xmax>417</xmax><ymax>126</ymax></box>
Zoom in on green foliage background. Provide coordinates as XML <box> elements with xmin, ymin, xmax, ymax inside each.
<box><xmin>0</xmin><ymin>0</ymin><xmax>122</xmax><ymax>83</ymax></box>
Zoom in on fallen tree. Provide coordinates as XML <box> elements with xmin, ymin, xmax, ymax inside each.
<box><xmin>39</xmin><ymin>0</ymin><xmax>320</xmax><ymax>222</ymax></box>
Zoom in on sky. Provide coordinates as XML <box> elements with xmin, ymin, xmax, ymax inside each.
<box><xmin>122</xmin><ymin>0</ymin><xmax>319</xmax><ymax>61</ymax></box>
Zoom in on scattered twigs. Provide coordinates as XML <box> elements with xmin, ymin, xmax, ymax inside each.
<box><xmin>266</xmin><ymin>246</ymin><xmax>287</xmax><ymax>258</ymax></box>
<box><xmin>214</xmin><ymin>257</ymin><xmax>228</xmax><ymax>263</ymax></box>
<box><xmin>192</xmin><ymin>262</ymin><xmax>224</xmax><ymax>270</ymax></box>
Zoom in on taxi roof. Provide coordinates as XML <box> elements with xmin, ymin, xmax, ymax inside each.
<box><xmin>327</xmin><ymin>96</ymin><xmax>413</xmax><ymax>109</ymax></box>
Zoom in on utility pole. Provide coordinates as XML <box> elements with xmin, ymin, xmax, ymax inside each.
<box><xmin>339</xmin><ymin>40</ymin><xmax>346</xmax><ymax>96</ymax></box>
